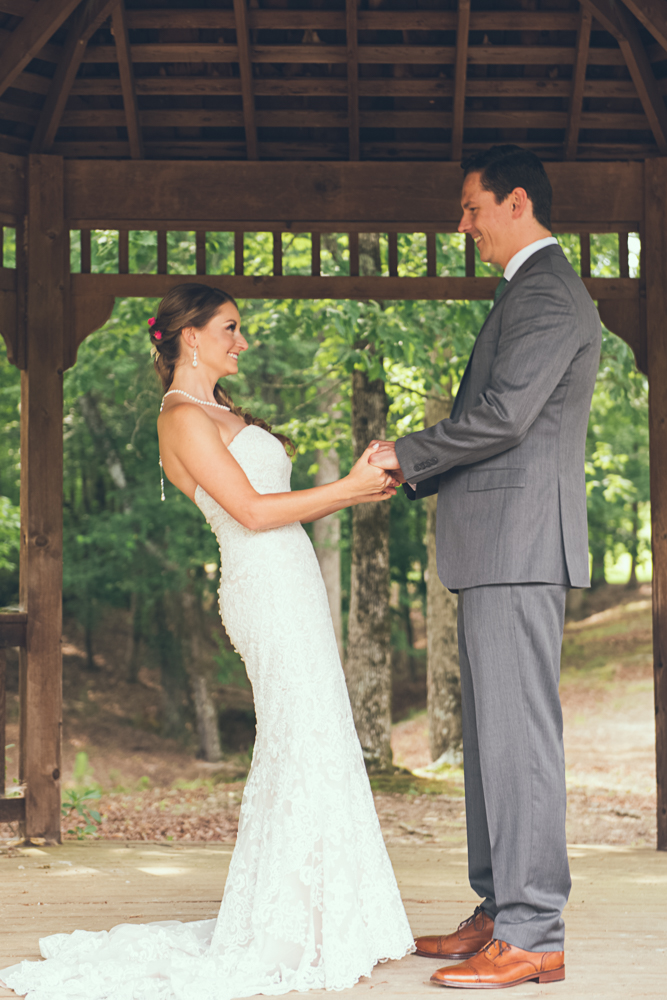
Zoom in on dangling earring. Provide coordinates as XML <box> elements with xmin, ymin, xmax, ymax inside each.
<box><xmin>192</xmin><ymin>347</ymin><xmax>198</xmax><ymax>368</ymax></box>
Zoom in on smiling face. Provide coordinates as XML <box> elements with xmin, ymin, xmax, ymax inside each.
<box><xmin>182</xmin><ymin>300</ymin><xmax>248</xmax><ymax>377</ymax></box>
<box><xmin>458</xmin><ymin>170</ymin><xmax>546</xmax><ymax>271</ymax></box>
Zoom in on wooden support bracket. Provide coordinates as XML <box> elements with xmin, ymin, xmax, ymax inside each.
<box><xmin>451</xmin><ymin>0</ymin><xmax>470</xmax><ymax>162</ymax></box>
<box><xmin>346</xmin><ymin>0</ymin><xmax>360</xmax><ymax>161</ymax></box>
<box><xmin>112</xmin><ymin>1</ymin><xmax>144</xmax><ymax>159</ymax></box>
<box><xmin>565</xmin><ymin>8</ymin><xmax>592</xmax><ymax>160</ymax></box>
<box><xmin>233</xmin><ymin>0</ymin><xmax>258</xmax><ymax>160</ymax></box>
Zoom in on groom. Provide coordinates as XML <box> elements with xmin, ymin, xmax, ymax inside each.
<box><xmin>370</xmin><ymin>145</ymin><xmax>601</xmax><ymax>989</ymax></box>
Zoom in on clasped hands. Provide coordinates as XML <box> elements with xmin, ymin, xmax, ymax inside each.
<box><xmin>348</xmin><ymin>440</ymin><xmax>404</xmax><ymax>504</ymax></box>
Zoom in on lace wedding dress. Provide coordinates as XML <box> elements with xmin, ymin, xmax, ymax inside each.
<box><xmin>1</xmin><ymin>424</ymin><xmax>415</xmax><ymax>1000</ymax></box>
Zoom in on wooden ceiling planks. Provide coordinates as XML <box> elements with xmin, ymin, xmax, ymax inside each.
<box><xmin>0</xmin><ymin>0</ymin><xmax>665</xmax><ymax>162</ymax></box>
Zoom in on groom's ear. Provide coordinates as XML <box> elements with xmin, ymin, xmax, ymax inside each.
<box><xmin>509</xmin><ymin>187</ymin><xmax>530</xmax><ymax>219</ymax></box>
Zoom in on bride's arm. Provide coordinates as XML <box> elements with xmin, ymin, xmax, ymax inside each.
<box><xmin>161</xmin><ymin>406</ymin><xmax>394</xmax><ymax>531</ymax></box>
<box><xmin>299</xmin><ymin>489</ymin><xmax>396</xmax><ymax>524</ymax></box>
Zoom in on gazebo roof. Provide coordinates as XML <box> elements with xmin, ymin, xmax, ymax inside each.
<box><xmin>1</xmin><ymin>0</ymin><xmax>666</xmax><ymax>163</ymax></box>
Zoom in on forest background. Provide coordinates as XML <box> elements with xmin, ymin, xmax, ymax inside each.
<box><xmin>0</xmin><ymin>226</ymin><xmax>650</xmax><ymax>770</ymax></box>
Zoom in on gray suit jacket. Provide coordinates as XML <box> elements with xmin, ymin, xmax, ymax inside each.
<box><xmin>396</xmin><ymin>244</ymin><xmax>601</xmax><ymax>590</ymax></box>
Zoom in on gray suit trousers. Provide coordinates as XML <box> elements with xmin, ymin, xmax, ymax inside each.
<box><xmin>458</xmin><ymin>583</ymin><xmax>571</xmax><ymax>951</ymax></box>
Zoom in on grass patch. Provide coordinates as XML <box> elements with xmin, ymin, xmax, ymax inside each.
<box><xmin>369</xmin><ymin>772</ymin><xmax>463</xmax><ymax>797</ymax></box>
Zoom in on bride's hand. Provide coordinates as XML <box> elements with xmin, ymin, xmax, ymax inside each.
<box><xmin>355</xmin><ymin>487</ymin><xmax>398</xmax><ymax>504</ymax></box>
<box><xmin>346</xmin><ymin>443</ymin><xmax>399</xmax><ymax>497</ymax></box>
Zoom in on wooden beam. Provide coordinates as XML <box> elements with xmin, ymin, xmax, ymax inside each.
<box><xmin>0</xmin><ymin>0</ymin><xmax>81</xmax><ymax>99</ymax></box>
<box><xmin>272</xmin><ymin>231</ymin><xmax>282</xmax><ymax>277</ymax></box>
<box><xmin>71</xmin><ymin>272</ymin><xmax>638</xmax><ymax>303</ymax></box>
<box><xmin>48</xmin><ymin>137</ymin><xmax>658</xmax><ymax>163</ymax></box>
<box><xmin>118</xmin><ymin>228</ymin><xmax>128</xmax><ymax>273</ymax></box>
<box><xmin>60</xmin><ymin>75</ymin><xmax>644</xmax><ymax>101</ymax></box>
<box><xmin>620</xmin><ymin>0</ymin><xmax>667</xmax><ymax>51</ymax></box>
<box><xmin>388</xmin><ymin>233</ymin><xmax>398</xmax><ymax>277</ymax></box>
<box><xmin>348</xmin><ymin>232</ymin><xmax>359</xmax><ymax>276</ymax></box>
<box><xmin>111</xmin><ymin>1</ymin><xmax>143</xmax><ymax>159</ymax></box>
<box><xmin>196</xmin><ymin>231</ymin><xmax>206</xmax><ymax>276</ymax></box>
<box><xmin>80</xmin><ymin>228</ymin><xmax>91</xmax><ymax>273</ymax></box>
<box><xmin>346</xmin><ymin>0</ymin><xmax>359</xmax><ymax>161</ymax></box>
<box><xmin>0</xmin><ymin>611</ymin><xmax>28</xmax><ymax>648</ymax></box>
<box><xmin>427</xmin><ymin>232</ymin><xmax>437</xmax><ymax>278</ymax></box>
<box><xmin>233</xmin><ymin>0</ymin><xmax>257</xmax><ymax>161</ymax></box>
<box><xmin>565</xmin><ymin>8</ymin><xmax>592</xmax><ymax>160</ymax></box>
<box><xmin>47</xmin><ymin>104</ymin><xmax>655</xmax><ymax>133</ymax></box>
<box><xmin>311</xmin><ymin>232</ymin><xmax>320</xmax><ymax>277</ymax></box>
<box><xmin>465</xmin><ymin>233</ymin><xmax>475</xmax><ymax>277</ymax></box>
<box><xmin>582</xmin><ymin>0</ymin><xmax>667</xmax><ymax>153</ymax></box>
<box><xmin>0</xmin><ymin>797</ymin><xmax>25</xmax><ymax>823</ymax></box>
<box><xmin>62</xmin><ymin>161</ymin><xmax>645</xmax><ymax>229</ymax></box>
<box><xmin>157</xmin><ymin>229</ymin><xmax>166</xmax><ymax>274</ymax></box>
<box><xmin>0</xmin><ymin>150</ymin><xmax>26</xmax><ymax>218</ymax></box>
<box><xmin>644</xmin><ymin>157</ymin><xmax>667</xmax><ymax>851</ymax></box>
<box><xmin>580</xmin><ymin>233</ymin><xmax>591</xmax><ymax>278</ymax></box>
<box><xmin>116</xmin><ymin>10</ymin><xmax>584</xmax><ymax>33</ymax></box>
<box><xmin>77</xmin><ymin>42</ymin><xmax>632</xmax><ymax>67</ymax></box>
<box><xmin>20</xmin><ymin>154</ymin><xmax>65</xmax><ymax>844</ymax></box>
<box><xmin>31</xmin><ymin>0</ymin><xmax>118</xmax><ymax>154</ymax></box>
<box><xmin>234</xmin><ymin>231</ymin><xmax>243</xmax><ymax>275</ymax></box>
<box><xmin>451</xmin><ymin>0</ymin><xmax>470</xmax><ymax>163</ymax></box>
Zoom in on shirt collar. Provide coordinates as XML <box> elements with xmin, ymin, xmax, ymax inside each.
<box><xmin>503</xmin><ymin>236</ymin><xmax>559</xmax><ymax>282</ymax></box>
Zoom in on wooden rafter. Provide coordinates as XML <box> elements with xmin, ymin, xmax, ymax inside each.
<box><xmin>0</xmin><ymin>0</ymin><xmax>81</xmax><ymax>99</ymax></box>
<box><xmin>233</xmin><ymin>0</ymin><xmax>257</xmax><ymax>161</ymax></box>
<box><xmin>74</xmin><ymin>42</ymin><xmax>630</xmax><ymax>66</ymax></box>
<box><xmin>346</xmin><ymin>0</ymin><xmax>359</xmax><ymax>161</ymax></box>
<box><xmin>451</xmin><ymin>0</ymin><xmax>470</xmax><ymax>162</ymax></box>
<box><xmin>620</xmin><ymin>0</ymin><xmax>667</xmax><ymax>51</ymax></box>
<box><xmin>582</xmin><ymin>0</ymin><xmax>667</xmax><ymax>153</ymax></box>
<box><xmin>31</xmin><ymin>0</ymin><xmax>119</xmax><ymax>154</ymax></box>
<box><xmin>565</xmin><ymin>7</ymin><xmax>593</xmax><ymax>160</ymax></box>
<box><xmin>111</xmin><ymin>1</ymin><xmax>143</xmax><ymax>159</ymax></box>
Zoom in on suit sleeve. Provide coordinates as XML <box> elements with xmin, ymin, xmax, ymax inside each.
<box><xmin>395</xmin><ymin>272</ymin><xmax>581</xmax><ymax>484</ymax></box>
<box><xmin>402</xmin><ymin>475</ymin><xmax>440</xmax><ymax>501</ymax></box>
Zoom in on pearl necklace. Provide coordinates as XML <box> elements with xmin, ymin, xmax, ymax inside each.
<box><xmin>161</xmin><ymin>389</ymin><xmax>231</xmax><ymax>412</ymax></box>
<box><xmin>159</xmin><ymin>389</ymin><xmax>231</xmax><ymax>500</ymax></box>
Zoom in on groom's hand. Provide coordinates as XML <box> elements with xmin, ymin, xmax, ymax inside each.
<box><xmin>367</xmin><ymin>440</ymin><xmax>406</xmax><ymax>483</ymax></box>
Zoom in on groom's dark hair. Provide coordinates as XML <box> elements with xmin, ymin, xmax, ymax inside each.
<box><xmin>461</xmin><ymin>145</ymin><xmax>552</xmax><ymax>230</ymax></box>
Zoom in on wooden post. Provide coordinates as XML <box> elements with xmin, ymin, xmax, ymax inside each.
<box><xmin>644</xmin><ymin>158</ymin><xmax>667</xmax><ymax>851</ymax></box>
<box><xmin>19</xmin><ymin>154</ymin><xmax>66</xmax><ymax>844</ymax></box>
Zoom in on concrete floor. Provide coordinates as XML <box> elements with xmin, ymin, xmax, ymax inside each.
<box><xmin>1</xmin><ymin>841</ymin><xmax>665</xmax><ymax>999</ymax></box>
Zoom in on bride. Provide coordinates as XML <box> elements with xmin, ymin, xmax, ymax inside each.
<box><xmin>1</xmin><ymin>284</ymin><xmax>415</xmax><ymax>1000</ymax></box>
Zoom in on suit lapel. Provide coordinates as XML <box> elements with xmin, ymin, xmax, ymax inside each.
<box><xmin>449</xmin><ymin>245</ymin><xmax>565</xmax><ymax>420</ymax></box>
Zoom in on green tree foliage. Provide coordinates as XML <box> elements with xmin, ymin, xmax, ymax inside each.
<box><xmin>0</xmin><ymin>229</ymin><xmax>650</xmax><ymax>736</ymax></box>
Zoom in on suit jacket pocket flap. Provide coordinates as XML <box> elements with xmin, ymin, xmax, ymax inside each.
<box><xmin>467</xmin><ymin>468</ymin><xmax>526</xmax><ymax>491</ymax></box>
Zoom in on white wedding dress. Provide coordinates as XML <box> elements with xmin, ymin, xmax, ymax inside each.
<box><xmin>1</xmin><ymin>424</ymin><xmax>415</xmax><ymax>1000</ymax></box>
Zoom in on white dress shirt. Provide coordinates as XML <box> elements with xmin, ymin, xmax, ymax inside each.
<box><xmin>503</xmin><ymin>235</ymin><xmax>558</xmax><ymax>282</ymax></box>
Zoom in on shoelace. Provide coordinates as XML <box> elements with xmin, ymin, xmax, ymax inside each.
<box><xmin>482</xmin><ymin>939</ymin><xmax>510</xmax><ymax>959</ymax></box>
<box><xmin>458</xmin><ymin>905</ymin><xmax>485</xmax><ymax>931</ymax></box>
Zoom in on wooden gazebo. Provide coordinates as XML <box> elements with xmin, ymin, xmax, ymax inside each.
<box><xmin>0</xmin><ymin>0</ymin><xmax>665</xmax><ymax>849</ymax></box>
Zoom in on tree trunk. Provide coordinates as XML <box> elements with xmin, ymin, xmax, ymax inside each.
<box><xmin>424</xmin><ymin>393</ymin><xmax>462</xmax><ymax>764</ymax></box>
<box><xmin>627</xmin><ymin>500</ymin><xmax>640</xmax><ymax>589</ymax></box>
<box><xmin>181</xmin><ymin>589</ymin><xmax>223</xmax><ymax>762</ymax></box>
<box><xmin>346</xmin><ymin>367</ymin><xmax>392</xmax><ymax>771</ymax></box>
<box><xmin>314</xmin><ymin>447</ymin><xmax>343</xmax><ymax>660</ymax></box>
<box><xmin>191</xmin><ymin>673</ymin><xmax>223</xmax><ymax>763</ymax></box>
<box><xmin>345</xmin><ymin>233</ymin><xmax>393</xmax><ymax>772</ymax></box>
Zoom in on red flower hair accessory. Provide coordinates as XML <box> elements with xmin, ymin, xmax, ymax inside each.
<box><xmin>148</xmin><ymin>317</ymin><xmax>162</xmax><ymax>340</ymax></box>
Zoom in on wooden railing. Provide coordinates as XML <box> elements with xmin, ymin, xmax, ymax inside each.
<box><xmin>0</xmin><ymin>611</ymin><xmax>26</xmax><ymax>825</ymax></box>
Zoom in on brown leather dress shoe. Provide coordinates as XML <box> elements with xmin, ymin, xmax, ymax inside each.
<box><xmin>415</xmin><ymin>906</ymin><xmax>494</xmax><ymax>960</ymax></box>
<box><xmin>430</xmin><ymin>938</ymin><xmax>565</xmax><ymax>989</ymax></box>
